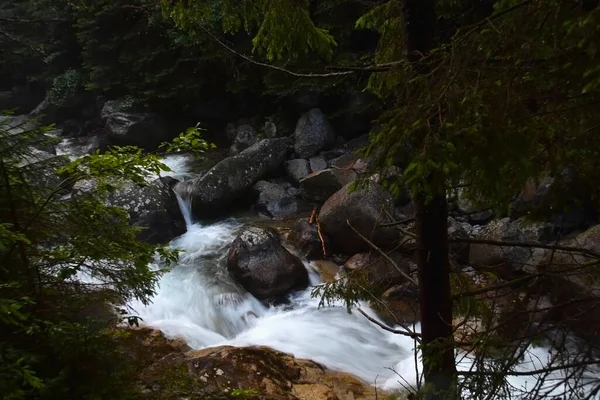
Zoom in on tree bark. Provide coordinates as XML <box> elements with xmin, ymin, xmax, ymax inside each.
<box><xmin>414</xmin><ymin>189</ymin><xmax>457</xmax><ymax>400</ymax></box>
<box><xmin>402</xmin><ymin>1</ymin><xmax>457</xmax><ymax>398</ymax></box>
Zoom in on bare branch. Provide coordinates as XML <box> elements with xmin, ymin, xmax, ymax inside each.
<box><xmin>357</xmin><ymin>308</ymin><xmax>422</xmax><ymax>340</ymax></box>
<box><xmin>346</xmin><ymin>220</ymin><xmax>419</xmax><ymax>287</ymax></box>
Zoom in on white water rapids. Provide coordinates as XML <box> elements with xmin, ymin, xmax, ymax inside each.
<box><xmin>48</xmin><ymin>135</ymin><xmax>597</xmax><ymax>399</ymax></box>
<box><xmin>128</xmin><ymin>206</ymin><xmax>600</xmax><ymax>398</ymax></box>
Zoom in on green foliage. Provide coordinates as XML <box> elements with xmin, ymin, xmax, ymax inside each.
<box><xmin>230</xmin><ymin>388</ymin><xmax>259</xmax><ymax>398</ymax></box>
<box><xmin>0</xmin><ymin>117</ymin><xmax>206</xmax><ymax>399</ymax></box>
<box><xmin>160</xmin><ymin>124</ymin><xmax>216</xmax><ymax>157</ymax></box>
<box><xmin>45</xmin><ymin>69</ymin><xmax>83</xmax><ymax>106</ymax></box>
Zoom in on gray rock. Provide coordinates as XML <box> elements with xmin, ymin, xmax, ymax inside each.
<box><xmin>175</xmin><ymin>138</ymin><xmax>290</xmax><ymax>219</ymax></box>
<box><xmin>285</xmin><ymin>159</ymin><xmax>311</xmax><ymax>183</ymax></box>
<box><xmin>227</xmin><ymin>226</ymin><xmax>309</xmax><ymax>299</ymax></box>
<box><xmin>448</xmin><ymin>217</ymin><xmax>471</xmax><ymax>263</ymax></box>
<box><xmin>308</xmin><ymin>156</ymin><xmax>327</xmax><ymax>173</ymax></box>
<box><xmin>319</xmin><ymin>181</ymin><xmax>399</xmax><ymax>254</ymax></box>
<box><xmin>469</xmin><ymin>217</ymin><xmax>553</xmax><ymax>278</ymax></box>
<box><xmin>104</xmin><ymin>112</ymin><xmax>174</xmax><ymax>151</ymax></box>
<box><xmin>287</xmin><ymin>218</ymin><xmax>330</xmax><ymax>260</ymax></box>
<box><xmin>344</xmin><ymin>252</ymin><xmax>413</xmax><ymax>292</ymax></box>
<box><xmin>229</xmin><ymin>124</ymin><xmax>257</xmax><ymax>155</ymax></box>
<box><xmin>293</xmin><ymin>108</ymin><xmax>336</xmax><ymax>158</ymax></box>
<box><xmin>299</xmin><ymin>169</ymin><xmax>343</xmax><ymax>203</ymax></box>
<box><xmin>73</xmin><ymin>177</ymin><xmax>186</xmax><ymax>244</ymax></box>
<box><xmin>100</xmin><ymin>98</ymin><xmax>141</xmax><ymax>123</ymax></box>
<box><xmin>253</xmin><ymin>181</ymin><xmax>310</xmax><ymax>218</ymax></box>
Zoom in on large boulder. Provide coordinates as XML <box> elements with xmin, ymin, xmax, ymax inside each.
<box><xmin>344</xmin><ymin>252</ymin><xmax>414</xmax><ymax>293</ymax></box>
<box><xmin>227</xmin><ymin>226</ymin><xmax>309</xmax><ymax>299</ymax></box>
<box><xmin>126</xmin><ymin>328</ymin><xmax>383</xmax><ymax>400</ymax></box>
<box><xmin>293</xmin><ymin>108</ymin><xmax>336</xmax><ymax>158</ymax></box>
<box><xmin>287</xmin><ymin>217</ymin><xmax>330</xmax><ymax>260</ymax></box>
<box><xmin>319</xmin><ymin>181</ymin><xmax>399</xmax><ymax>254</ymax></box>
<box><xmin>469</xmin><ymin>218</ymin><xmax>553</xmax><ymax>278</ymax></box>
<box><xmin>103</xmin><ymin>112</ymin><xmax>174</xmax><ymax>151</ymax></box>
<box><xmin>229</xmin><ymin>124</ymin><xmax>257</xmax><ymax>155</ymax></box>
<box><xmin>299</xmin><ymin>169</ymin><xmax>344</xmax><ymax>203</ymax></box>
<box><xmin>252</xmin><ymin>180</ymin><xmax>310</xmax><ymax>218</ymax></box>
<box><xmin>75</xmin><ymin>177</ymin><xmax>186</xmax><ymax>244</ymax></box>
<box><xmin>175</xmin><ymin>138</ymin><xmax>290</xmax><ymax>219</ymax></box>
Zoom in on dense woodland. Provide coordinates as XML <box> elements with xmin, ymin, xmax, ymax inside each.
<box><xmin>2</xmin><ymin>0</ymin><xmax>600</xmax><ymax>399</ymax></box>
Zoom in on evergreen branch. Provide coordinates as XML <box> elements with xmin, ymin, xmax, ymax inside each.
<box><xmin>197</xmin><ymin>24</ymin><xmax>353</xmax><ymax>78</ymax></box>
<box><xmin>346</xmin><ymin>220</ymin><xmax>418</xmax><ymax>287</ymax></box>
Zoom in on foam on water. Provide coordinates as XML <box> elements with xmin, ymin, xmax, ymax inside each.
<box><xmin>129</xmin><ymin>218</ymin><xmax>600</xmax><ymax>398</ymax></box>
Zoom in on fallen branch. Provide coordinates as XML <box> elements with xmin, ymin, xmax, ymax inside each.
<box><xmin>357</xmin><ymin>308</ymin><xmax>422</xmax><ymax>340</ymax></box>
<box><xmin>346</xmin><ymin>220</ymin><xmax>418</xmax><ymax>287</ymax></box>
<box><xmin>316</xmin><ymin>213</ymin><xmax>327</xmax><ymax>258</ymax></box>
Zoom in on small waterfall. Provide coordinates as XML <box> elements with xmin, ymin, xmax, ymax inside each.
<box><xmin>174</xmin><ymin>190</ymin><xmax>194</xmax><ymax>227</ymax></box>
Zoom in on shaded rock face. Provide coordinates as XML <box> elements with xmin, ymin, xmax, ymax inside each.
<box><xmin>227</xmin><ymin>227</ymin><xmax>309</xmax><ymax>300</ymax></box>
<box><xmin>73</xmin><ymin>177</ymin><xmax>185</xmax><ymax>244</ymax></box>
<box><xmin>285</xmin><ymin>158</ymin><xmax>311</xmax><ymax>183</ymax></box>
<box><xmin>104</xmin><ymin>112</ymin><xmax>174</xmax><ymax>151</ymax></box>
<box><xmin>293</xmin><ymin>108</ymin><xmax>336</xmax><ymax>158</ymax></box>
<box><xmin>287</xmin><ymin>218</ymin><xmax>329</xmax><ymax>260</ymax></box>
<box><xmin>344</xmin><ymin>252</ymin><xmax>413</xmax><ymax>293</ymax></box>
<box><xmin>252</xmin><ymin>181</ymin><xmax>310</xmax><ymax>218</ymax></box>
<box><xmin>176</xmin><ymin>138</ymin><xmax>290</xmax><ymax>219</ymax></box>
<box><xmin>229</xmin><ymin>124</ymin><xmax>257</xmax><ymax>155</ymax></box>
<box><xmin>319</xmin><ymin>181</ymin><xmax>398</xmax><ymax>254</ymax></box>
<box><xmin>469</xmin><ymin>217</ymin><xmax>553</xmax><ymax>279</ymax></box>
<box><xmin>106</xmin><ymin>177</ymin><xmax>186</xmax><ymax>244</ymax></box>
<box><xmin>299</xmin><ymin>169</ymin><xmax>343</xmax><ymax>203</ymax></box>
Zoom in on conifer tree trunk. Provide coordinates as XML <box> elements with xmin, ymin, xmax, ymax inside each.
<box><xmin>402</xmin><ymin>1</ymin><xmax>457</xmax><ymax>399</ymax></box>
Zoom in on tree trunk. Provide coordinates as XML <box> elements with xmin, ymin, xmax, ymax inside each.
<box><xmin>402</xmin><ymin>1</ymin><xmax>457</xmax><ymax>398</ymax></box>
<box><xmin>414</xmin><ymin>188</ymin><xmax>457</xmax><ymax>400</ymax></box>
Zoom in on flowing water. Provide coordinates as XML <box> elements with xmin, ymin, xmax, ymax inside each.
<box><xmin>128</xmin><ymin>209</ymin><xmax>600</xmax><ymax>398</ymax></box>
<box><xmin>51</xmin><ymin>138</ymin><xmax>598</xmax><ymax>398</ymax></box>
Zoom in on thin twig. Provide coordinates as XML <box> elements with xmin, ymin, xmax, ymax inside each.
<box><xmin>346</xmin><ymin>220</ymin><xmax>418</xmax><ymax>287</ymax></box>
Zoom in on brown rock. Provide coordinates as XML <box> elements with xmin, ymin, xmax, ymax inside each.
<box><xmin>319</xmin><ymin>181</ymin><xmax>399</xmax><ymax>254</ymax></box>
<box><xmin>344</xmin><ymin>252</ymin><xmax>414</xmax><ymax>293</ymax></box>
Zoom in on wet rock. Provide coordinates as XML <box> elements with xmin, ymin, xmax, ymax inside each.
<box><xmin>176</xmin><ymin>138</ymin><xmax>290</xmax><ymax>219</ymax></box>
<box><xmin>319</xmin><ymin>181</ymin><xmax>399</xmax><ymax>254</ymax></box>
<box><xmin>344</xmin><ymin>252</ymin><xmax>413</xmax><ymax>293</ymax></box>
<box><xmin>229</xmin><ymin>124</ymin><xmax>257</xmax><ymax>155</ymax></box>
<box><xmin>100</xmin><ymin>97</ymin><xmax>142</xmax><ymax>122</ymax></box>
<box><xmin>313</xmin><ymin>260</ymin><xmax>341</xmax><ymax>283</ymax></box>
<box><xmin>253</xmin><ymin>180</ymin><xmax>310</xmax><ymax>218</ymax></box>
<box><xmin>287</xmin><ymin>218</ymin><xmax>330</xmax><ymax>260</ymax></box>
<box><xmin>74</xmin><ymin>177</ymin><xmax>186</xmax><ymax>244</ymax></box>
<box><xmin>104</xmin><ymin>112</ymin><xmax>174</xmax><ymax>151</ymax></box>
<box><xmin>294</xmin><ymin>108</ymin><xmax>336</xmax><ymax>158</ymax></box>
<box><xmin>469</xmin><ymin>217</ymin><xmax>553</xmax><ymax>279</ymax></box>
<box><xmin>374</xmin><ymin>282</ymin><xmax>420</xmax><ymax>324</ymax></box>
<box><xmin>106</xmin><ymin>177</ymin><xmax>186</xmax><ymax>244</ymax></box>
<box><xmin>285</xmin><ymin>158</ymin><xmax>311</xmax><ymax>182</ymax></box>
<box><xmin>227</xmin><ymin>226</ymin><xmax>309</xmax><ymax>299</ymax></box>
<box><xmin>299</xmin><ymin>169</ymin><xmax>343</xmax><ymax>203</ymax></box>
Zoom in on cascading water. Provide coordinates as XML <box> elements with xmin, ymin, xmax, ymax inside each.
<box><xmin>116</xmin><ymin>156</ymin><xmax>599</xmax><ymax>398</ymax></box>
